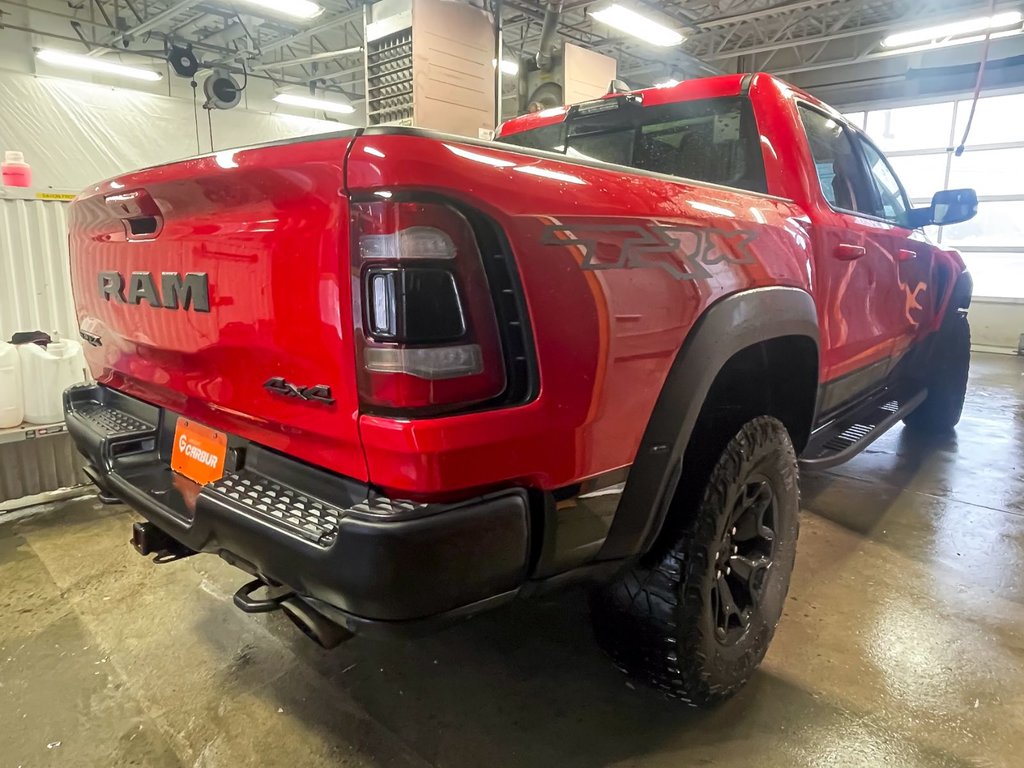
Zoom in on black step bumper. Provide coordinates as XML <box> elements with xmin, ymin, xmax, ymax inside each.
<box><xmin>64</xmin><ymin>383</ymin><xmax>530</xmax><ymax>627</ymax></box>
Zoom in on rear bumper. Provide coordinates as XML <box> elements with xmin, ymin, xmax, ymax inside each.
<box><xmin>64</xmin><ymin>383</ymin><xmax>530</xmax><ymax>625</ymax></box>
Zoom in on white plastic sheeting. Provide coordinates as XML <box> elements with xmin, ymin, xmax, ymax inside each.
<box><xmin>0</xmin><ymin>194</ymin><xmax>87</xmax><ymax>503</ymax></box>
<box><xmin>0</xmin><ymin>433</ymin><xmax>88</xmax><ymax>504</ymax></box>
<box><xmin>0</xmin><ymin>196</ymin><xmax>77</xmax><ymax>341</ymax></box>
<box><xmin>0</xmin><ymin>70</ymin><xmax>348</xmax><ymax>190</ymax></box>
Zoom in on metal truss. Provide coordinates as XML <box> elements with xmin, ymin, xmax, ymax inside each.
<box><xmin>0</xmin><ymin>0</ymin><xmax>367</xmax><ymax>97</ymax></box>
<box><xmin>3</xmin><ymin>0</ymin><xmax>1016</xmax><ymax>103</ymax></box>
<box><xmin>676</xmin><ymin>0</ymin><xmax>1007</xmax><ymax>77</ymax></box>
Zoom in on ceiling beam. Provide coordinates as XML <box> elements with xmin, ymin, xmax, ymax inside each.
<box><xmin>257</xmin><ymin>8</ymin><xmax>364</xmax><ymax>55</ymax></box>
<box><xmin>87</xmin><ymin>0</ymin><xmax>204</xmax><ymax>56</ymax></box>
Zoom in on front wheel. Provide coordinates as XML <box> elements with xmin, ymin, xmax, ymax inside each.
<box><xmin>903</xmin><ymin>311</ymin><xmax>970</xmax><ymax>433</ymax></box>
<box><xmin>589</xmin><ymin>416</ymin><xmax>800</xmax><ymax>706</ymax></box>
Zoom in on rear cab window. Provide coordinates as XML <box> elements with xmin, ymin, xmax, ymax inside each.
<box><xmin>497</xmin><ymin>96</ymin><xmax>768</xmax><ymax>195</ymax></box>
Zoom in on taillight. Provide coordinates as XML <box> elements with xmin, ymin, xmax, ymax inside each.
<box><xmin>351</xmin><ymin>200</ymin><xmax>506</xmax><ymax>413</ymax></box>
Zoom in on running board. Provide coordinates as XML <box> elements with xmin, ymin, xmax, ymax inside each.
<box><xmin>799</xmin><ymin>389</ymin><xmax>927</xmax><ymax>470</ymax></box>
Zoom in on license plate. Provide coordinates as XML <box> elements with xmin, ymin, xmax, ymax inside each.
<box><xmin>171</xmin><ymin>418</ymin><xmax>227</xmax><ymax>486</ymax></box>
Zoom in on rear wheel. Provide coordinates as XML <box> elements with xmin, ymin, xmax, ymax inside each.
<box><xmin>590</xmin><ymin>416</ymin><xmax>799</xmax><ymax>706</ymax></box>
<box><xmin>903</xmin><ymin>311</ymin><xmax>970</xmax><ymax>433</ymax></box>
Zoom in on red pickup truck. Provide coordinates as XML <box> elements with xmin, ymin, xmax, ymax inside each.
<box><xmin>64</xmin><ymin>72</ymin><xmax>976</xmax><ymax>705</ymax></box>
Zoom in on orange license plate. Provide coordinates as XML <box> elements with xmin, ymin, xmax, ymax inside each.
<box><xmin>171</xmin><ymin>418</ymin><xmax>227</xmax><ymax>486</ymax></box>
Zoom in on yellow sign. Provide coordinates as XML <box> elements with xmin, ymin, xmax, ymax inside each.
<box><xmin>35</xmin><ymin>192</ymin><xmax>77</xmax><ymax>201</ymax></box>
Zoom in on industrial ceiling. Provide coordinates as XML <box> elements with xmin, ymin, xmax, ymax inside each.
<box><xmin>1</xmin><ymin>0</ymin><xmax>1017</xmax><ymax>105</ymax></box>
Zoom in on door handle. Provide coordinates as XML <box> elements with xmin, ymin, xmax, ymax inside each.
<box><xmin>835</xmin><ymin>243</ymin><xmax>866</xmax><ymax>260</ymax></box>
<box><xmin>898</xmin><ymin>249</ymin><xmax>917</xmax><ymax>261</ymax></box>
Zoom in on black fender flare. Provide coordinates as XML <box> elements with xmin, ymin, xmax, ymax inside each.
<box><xmin>596</xmin><ymin>286</ymin><xmax>819</xmax><ymax>562</ymax></box>
<box><xmin>951</xmin><ymin>269</ymin><xmax>973</xmax><ymax>311</ymax></box>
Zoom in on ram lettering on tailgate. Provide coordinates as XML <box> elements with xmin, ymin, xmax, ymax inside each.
<box><xmin>98</xmin><ymin>271</ymin><xmax>210</xmax><ymax>312</ymax></box>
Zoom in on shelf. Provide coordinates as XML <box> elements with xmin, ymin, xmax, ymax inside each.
<box><xmin>0</xmin><ymin>421</ymin><xmax>68</xmax><ymax>446</ymax></box>
<box><xmin>0</xmin><ymin>187</ymin><xmax>79</xmax><ymax>202</ymax></box>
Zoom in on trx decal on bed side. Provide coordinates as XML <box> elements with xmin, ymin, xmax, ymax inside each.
<box><xmin>540</xmin><ymin>221</ymin><xmax>759</xmax><ymax>281</ymax></box>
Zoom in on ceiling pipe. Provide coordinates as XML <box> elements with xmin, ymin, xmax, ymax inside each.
<box><xmin>200</xmin><ymin>21</ymin><xmax>248</xmax><ymax>47</ymax></box>
<box><xmin>251</xmin><ymin>46</ymin><xmax>363</xmax><ymax>70</ymax></box>
<box><xmin>315</xmin><ymin>63</ymin><xmax>364</xmax><ymax>82</ymax></box>
<box><xmin>535</xmin><ymin>1</ymin><xmax>563</xmax><ymax>71</ymax></box>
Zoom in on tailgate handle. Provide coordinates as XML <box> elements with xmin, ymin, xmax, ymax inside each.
<box><xmin>127</xmin><ymin>216</ymin><xmax>160</xmax><ymax>236</ymax></box>
<box><xmin>105</xmin><ymin>189</ymin><xmax>163</xmax><ymax>240</ymax></box>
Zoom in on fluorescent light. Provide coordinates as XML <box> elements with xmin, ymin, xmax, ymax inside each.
<box><xmin>236</xmin><ymin>0</ymin><xmax>323</xmax><ymax>20</ymax></box>
<box><xmin>492</xmin><ymin>58</ymin><xmax>520</xmax><ymax>76</ymax></box>
<box><xmin>273</xmin><ymin>92</ymin><xmax>355</xmax><ymax>114</ymax></box>
<box><xmin>36</xmin><ymin>48</ymin><xmax>162</xmax><ymax>81</ymax></box>
<box><xmin>880</xmin><ymin>27</ymin><xmax>1023</xmax><ymax>55</ymax></box>
<box><xmin>882</xmin><ymin>11</ymin><xmax>1023</xmax><ymax>48</ymax></box>
<box><xmin>655</xmin><ymin>78</ymin><xmax>680</xmax><ymax>87</ymax></box>
<box><xmin>591</xmin><ymin>4</ymin><xmax>684</xmax><ymax>46</ymax></box>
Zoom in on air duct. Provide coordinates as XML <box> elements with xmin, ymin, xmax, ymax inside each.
<box><xmin>535</xmin><ymin>1</ymin><xmax>563</xmax><ymax>71</ymax></box>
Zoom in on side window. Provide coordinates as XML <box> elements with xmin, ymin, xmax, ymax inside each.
<box><xmin>557</xmin><ymin>96</ymin><xmax>768</xmax><ymax>194</ymax></box>
<box><xmin>858</xmin><ymin>138</ymin><xmax>911</xmax><ymax>226</ymax></box>
<box><xmin>633</xmin><ymin>99</ymin><xmax>767</xmax><ymax>193</ymax></box>
<box><xmin>798</xmin><ymin>105</ymin><xmax>874</xmax><ymax>214</ymax></box>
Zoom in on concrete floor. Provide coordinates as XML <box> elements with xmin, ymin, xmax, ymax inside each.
<box><xmin>2</xmin><ymin>351</ymin><xmax>1022</xmax><ymax>768</ymax></box>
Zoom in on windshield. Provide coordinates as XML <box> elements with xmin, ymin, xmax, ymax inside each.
<box><xmin>498</xmin><ymin>96</ymin><xmax>767</xmax><ymax>194</ymax></box>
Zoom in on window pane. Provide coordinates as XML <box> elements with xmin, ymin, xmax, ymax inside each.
<box><xmin>559</xmin><ymin>96</ymin><xmax>768</xmax><ymax>193</ymax></box>
<box><xmin>633</xmin><ymin>98</ymin><xmax>767</xmax><ymax>193</ymax></box>
<box><xmin>798</xmin><ymin>106</ymin><xmax>875</xmax><ymax>214</ymax></box>
<box><xmin>948</xmin><ymin>147</ymin><xmax>1024</xmax><ymax>196</ymax></box>
<box><xmin>960</xmin><ymin>252</ymin><xmax>1024</xmax><ymax>299</ymax></box>
<box><xmin>500</xmin><ymin>122</ymin><xmax>565</xmax><ymax>151</ymax></box>
<box><xmin>859</xmin><ymin>140</ymin><xmax>910</xmax><ymax>225</ymax></box>
<box><xmin>953</xmin><ymin>93</ymin><xmax>1024</xmax><ymax>147</ymax></box>
<box><xmin>864</xmin><ymin>102</ymin><xmax>955</xmax><ymax>152</ymax></box>
<box><xmin>942</xmin><ymin>201</ymin><xmax>1024</xmax><ymax>248</ymax></box>
<box><xmin>887</xmin><ymin>153</ymin><xmax>948</xmax><ymax>200</ymax></box>
<box><xmin>844</xmin><ymin>112</ymin><xmax>865</xmax><ymax>128</ymax></box>
<box><xmin>566</xmin><ymin>129</ymin><xmax>634</xmax><ymax>165</ymax></box>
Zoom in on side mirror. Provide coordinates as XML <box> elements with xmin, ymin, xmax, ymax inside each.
<box><xmin>908</xmin><ymin>188</ymin><xmax>978</xmax><ymax>228</ymax></box>
<box><xmin>931</xmin><ymin>188</ymin><xmax>978</xmax><ymax>225</ymax></box>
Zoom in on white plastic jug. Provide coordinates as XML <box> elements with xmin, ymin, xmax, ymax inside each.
<box><xmin>0</xmin><ymin>342</ymin><xmax>24</xmax><ymax>428</ymax></box>
<box><xmin>19</xmin><ymin>339</ymin><xmax>88</xmax><ymax>424</ymax></box>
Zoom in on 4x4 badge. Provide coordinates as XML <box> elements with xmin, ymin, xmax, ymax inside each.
<box><xmin>263</xmin><ymin>377</ymin><xmax>335</xmax><ymax>406</ymax></box>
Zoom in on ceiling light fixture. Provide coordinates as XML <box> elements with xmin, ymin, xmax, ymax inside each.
<box><xmin>273</xmin><ymin>92</ymin><xmax>355</xmax><ymax>115</ymax></box>
<box><xmin>35</xmin><ymin>48</ymin><xmax>162</xmax><ymax>81</ymax></box>
<box><xmin>881</xmin><ymin>11</ymin><xmax>1023</xmax><ymax>48</ymax></box>
<box><xmin>591</xmin><ymin>4</ymin><xmax>684</xmax><ymax>47</ymax></box>
<box><xmin>236</xmin><ymin>0</ymin><xmax>324</xmax><ymax>20</ymax></box>
<box><xmin>881</xmin><ymin>27</ymin><xmax>1023</xmax><ymax>55</ymax></box>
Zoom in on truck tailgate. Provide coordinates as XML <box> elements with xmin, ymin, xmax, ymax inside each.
<box><xmin>68</xmin><ymin>134</ymin><xmax>367</xmax><ymax>481</ymax></box>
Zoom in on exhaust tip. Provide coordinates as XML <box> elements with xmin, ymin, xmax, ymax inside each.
<box><xmin>281</xmin><ymin>597</ymin><xmax>354</xmax><ymax>649</ymax></box>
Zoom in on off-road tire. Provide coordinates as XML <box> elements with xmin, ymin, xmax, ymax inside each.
<box><xmin>903</xmin><ymin>311</ymin><xmax>970</xmax><ymax>433</ymax></box>
<box><xmin>590</xmin><ymin>416</ymin><xmax>800</xmax><ymax>706</ymax></box>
